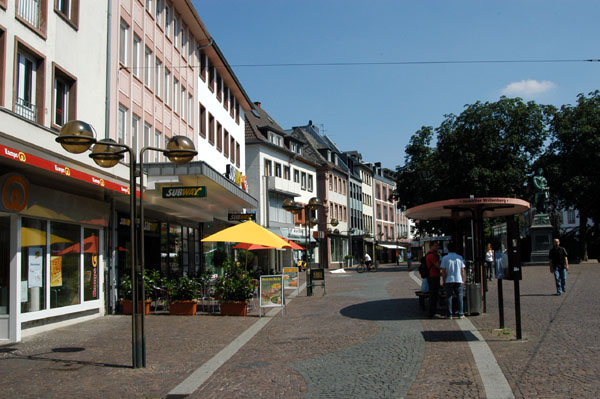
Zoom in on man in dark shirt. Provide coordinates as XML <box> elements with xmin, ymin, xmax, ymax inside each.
<box><xmin>549</xmin><ymin>238</ymin><xmax>569</xmax><ymax>296</ymax></box>
<box><xmin>426</xmin><ymin>241</ymin><xmax>442</xmax><ymax>318</ymax></box>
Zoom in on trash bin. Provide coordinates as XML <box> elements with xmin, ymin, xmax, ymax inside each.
<box><xmin>466</xmin><ymin>283</ymin><xmax>481</xmax><ymax>315</ymax></box>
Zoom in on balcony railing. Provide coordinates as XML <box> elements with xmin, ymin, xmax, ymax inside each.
<box><xmin>17</xmin><ymin>0</ymin><xmax>42</xmax><ymax>30</ymax></box>
<box><xmin>15</xmin><ymin>97</ymin><xmax>38</xmax><ymax>122</ymax></box>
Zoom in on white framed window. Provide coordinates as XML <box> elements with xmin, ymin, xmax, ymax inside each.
<box><xmin>308</xmin><ymin>175</ymin><xmax>314</xmax><ymax>192</ymax></box>
<box><xmin>16</xmin><ymin>51</ymin><xmax>39</xmax><ymax>122</ymax></box>
<box><xmin>145</xmin><ymin>0</ymin><xmax>152</xmax><ymax>14</ymax></box>
<box><xmin>164</xmin><ymin>68</ymin><xmax>171</xmax><ymax>105</ymax></box>
<box><xmin>144</xmin><ymin>47</ymin><xmax>152</xmax><ymax>87</ymax></box>
<box><xmin>118</xmin><ymin>106</ymin><xmax>127</xmax><ymax>145</ymax></box>
<box><xmin>275</xmin><ymin>163</ymin><xmax>282</xmax><ymax>178</ymax></box>
<box><xmin>173</xmin><ymin>16</ymin><xmax>179</xmax><ymax>48</ymax></box>
<box><xmin>155</xmin><ymin>0</ymin><xmax>163</xmax><ymax>25</ymax></box>
<box><xmin>144</xmin><ymin>122</ymin><xmax>151</xmax><ymax>148</ymax></box>
<box><xmin>173</xmin><ymin>78</ymin><xmax>178</xmax><ymax>112</ymax></box>
<box><xmin>154</xmin><ymin>129</ymin><xmax>161</xmax><ymax>162</ymax></box>
<box><xmin>119</xmin><ymin>20</ymin><xmax>128</xmax><ymax>66</ymax></box>
<box><xmin>181</xmin><ymin>87</ymin><xmax>186</xmax><ymax>120</ymax></box>
<box><xmin>53</xmin><ymin>66</ymin><xmax>75</xmax><ymax>128</ymax></box>
<box><xmin>187</xmin><ymin>94</ymin><xmax>193</xmax><ymax>124</ymax></box>
<box><xmin>132</xmin><ymin>114</ymin><xmax>140</xmax><ymax>153</ymax></box>
<box><xmin>165</xmin><ymin>4</ymin><xmax>171</xmax><ymax>38</ymax></box>
<box><xmin>155</xmin><ymin>58</ymin><xmax>162</xmax><ymax>97</ymax></box>
<box><xmin>132</xmin><ymin>34</ymin><xmax>141</xmax><ymax>78</ymax></box>
<box><xmin>301</xmin><ymin>172</ymin><xmax>307</xmax><ymax>190</ymax></box>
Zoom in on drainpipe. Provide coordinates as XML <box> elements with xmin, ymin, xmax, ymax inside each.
<box><xmin>105</xmin><ymin>0</ymin><xmax>112</xmax><ymax>139</ymax></box>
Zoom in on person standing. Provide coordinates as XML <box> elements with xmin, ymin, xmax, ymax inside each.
<box><xmin>407</xmin><ymin>251</ymin><xmax>413</xmax><ymax>270</ymax></box>
<box><xmin>426</xmin><ymin>241</ymin><xmax>442</xmax><ymax>318</ymax></box>
<box><xmin>441</xmin><ymin>242</ymin><xmax>466</xmax><ymax>319</ymax></box>
<box><xmin>485</xmin><ymin>243</ymin><xmax>494</xmax><ymax>280</ymax></box>
<box><xmin>549</xmin><ymin>238</ymin><xmax>569</xmax><ymax>296</ymax></box>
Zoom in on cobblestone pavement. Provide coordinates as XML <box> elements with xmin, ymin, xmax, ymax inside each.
<box><xmin>1</xmin><ymin>262</ymin><xmax>599</xmax><ymax>398</ymax></box>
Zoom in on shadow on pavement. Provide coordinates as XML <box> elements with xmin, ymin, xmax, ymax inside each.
<box><xmin>339</xmin><ymin>298</ymin><xmax>422</xmax><ymax>321</ymax></box>
<box><xmin>1</xmin><ymin>346</ymin><xmax>131</xmax><ymax>369</ymax></box>
<box><xmin>421</xmin><ymin>330</ymin><xmax>479</xmax><ymax>342</ymax></box>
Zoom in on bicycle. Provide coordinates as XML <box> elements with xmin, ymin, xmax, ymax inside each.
<box><xmin>356</xmin><ymin>261</ymin><xmax>378</xmax><ymax>273</ymax></box>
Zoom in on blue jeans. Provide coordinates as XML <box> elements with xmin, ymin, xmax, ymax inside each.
<box><xmin>553</xmin><ymin>267</ymin><xmax>567</xmax><ymax>293</ymax></box>
<box><xmin>446</xmin><ymin>283</ymin><xmax>464</xmax><ymax>316</ymax></box>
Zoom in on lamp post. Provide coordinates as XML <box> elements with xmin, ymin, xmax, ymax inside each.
<box><xmin>283</xmin><ymin>197</ymin><xmax>322</xmax><ymax>295</ymax></box>
<box><xmin>56</xmin><ymin>120</ymin><xmax>196</xmax><ymax>369</ymax></box>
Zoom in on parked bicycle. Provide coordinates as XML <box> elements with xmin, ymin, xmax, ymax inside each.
<box><xmin>356</xmin><ymin>260</ymin><xmax>378</xmax><ymax>273</ymax></box>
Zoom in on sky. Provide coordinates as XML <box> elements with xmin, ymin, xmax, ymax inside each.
<box><xmin>192</xmin><ymin>0</ymin><xmax>600</xmax><ymax>169</ymax></box>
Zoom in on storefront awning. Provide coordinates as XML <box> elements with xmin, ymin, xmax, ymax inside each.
<box><xmin>378</xmin><ymin>243</ymin><xmax>406</xmax><ymax>249</ymax></box>
<box><xmin>144</xmin><ymin>161</ymin><xmax>257</xmax><ymax>223</ymax></box>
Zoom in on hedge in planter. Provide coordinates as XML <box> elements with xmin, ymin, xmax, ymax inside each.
<box><xmin>166</xmin><ymin>276</ymin><xmax>200</xmax><ymax>315</ymax></box>
<box><xmin>213</xmin><ymin>261</ymin><xmax>256</xmax><ymax>316</ymax></box>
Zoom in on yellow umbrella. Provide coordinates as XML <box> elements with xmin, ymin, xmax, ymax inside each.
<box><xmin>201</xmin><ymin>221</ymin><xmax>292</xmax><ymax>249</ymax></box>
<box><xmin>21</xmin><ymin>227</ymin><xmax>72</xmax><ymax>247</ymax></box>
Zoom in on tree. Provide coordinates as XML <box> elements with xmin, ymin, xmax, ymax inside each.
<box><xmin>395</xmin><ymin>97</ymin><xmax>552</xmax><ymax>227</ymax></box>
<box><xmin>538</xmin><ymin>91</ymin><xmax>600</xmax><ymax>260</ymax></box>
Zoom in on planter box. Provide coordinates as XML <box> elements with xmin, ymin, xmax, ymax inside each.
<box><xmin>121</xmin><ymin>299</ymin><xmax>151</xmax><ymax>315</ymax></box>
<box><xmin>169</xmin><ymin>301</ymin><xmax>197</xmax><ymax>315</ymax></box>
<box><xmin>220</xmin><ymin>301</ymin><xmax>248</xmax><ymax>316</ymax></box>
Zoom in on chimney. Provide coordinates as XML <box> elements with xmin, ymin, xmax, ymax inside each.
<box><xmin>254</xmin><ymin>102</ymin><xmax>262</xmax><ymax>108</ymax></box>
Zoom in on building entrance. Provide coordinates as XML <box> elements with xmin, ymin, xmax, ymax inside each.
<box><xmin>0</xmin><ymin>216</ymin><xmax>10</xmax><ymax>339</ymax></box>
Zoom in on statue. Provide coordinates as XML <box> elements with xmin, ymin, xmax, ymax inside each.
<box><xmin>533</xmin><ymin>168</ymin><xmax>550</xmax><ymax>214</ymax></box>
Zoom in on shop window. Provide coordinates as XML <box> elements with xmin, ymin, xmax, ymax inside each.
<box><xmin>55</xmin><ymin>0</ymin><xmax>79</xmax><ymax>29</ymax></box>
<box><xmin>21</xmin><ymin>218</ymin><xmax>48</xmax><ymax>313</ymax></box>
<box><xmin>15</xmin><ymin>42</ymin><xmax>46</xmax><ymax>124</ymax></box>
<box><xmin>83</xmin><ymin>229</ymin><xmax>99</xmax><ymax>301</ymax></box>
<box><xmin>52</xmin><ymin>63</ymin><xmax>77</xmax><ymax>128</ymax></box>
<box><xmin>16</xmin><ymin>0</ymin><xmax>48</xmax><ymax>37</ymax></box>
<box><xmin>50</xmin><ymin>222</ymin><xmax>81</xmax><ymax>308</ymax></box>
<box><xmin>0</xmin><ymin>217</ymin><xmax>8</xmax><ymax>315</ymax></box>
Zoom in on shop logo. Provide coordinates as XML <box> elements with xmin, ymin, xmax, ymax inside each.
<box><xmin>18</xmin><ymin>152</ymin><xmax>26</xmax><ymax>162</ymax></box>
<box><xmin>4</xmin><ymin>148</ymin><xmax>27</xmax><ymax>162</ymax></box>
<box><xmin>65</xmin><ymin>167</ymin><xmax>71</xmax><ymax>176</ymax></box>
<box><xmin>1</xmin><ymin>175</ymin><xmax>29</xmax><ymax>212</ymax></box>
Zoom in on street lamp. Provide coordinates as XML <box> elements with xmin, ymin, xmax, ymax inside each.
<box><xmin>56</xmin><ymin>121</ymin><xmax>196</xmax><ymax>369</ymax></box>
<box><xmin>283</xmin><ymin>197</ymin><xmax>322</xmax><ymax>295</ymax></box>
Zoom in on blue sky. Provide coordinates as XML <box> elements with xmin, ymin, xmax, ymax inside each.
<box><xmin>193</xmin><ymin>0</ymin><xmax>600</xmax><ymax>169</ymax></box>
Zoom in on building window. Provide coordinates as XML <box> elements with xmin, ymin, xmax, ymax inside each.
<box><xmin>119</xmin><ymin>20</ymin><xmax>128</xmax><ymax>66</ymax></box>
<box><xmin>55</xmin><ymin>0</ymin><xmax>79</xmax><ymax>28</ymax></box>
<box><xmin>52</xmin><ymin>64</ymin><xmax>76</xmax><ymax>128</ymax></box>
<box><xmin>236</xmin><ymin>142</ymin><xmax>240</xmax><ymax>167</ymax></box>
<box><xmin>15</xmin><ymin>45</ymin><xmax>45</xmax><ymax>124</ymax></box>
<box><xmin>200</xmin><ymin>52</ymin><xmax>206</xmax><ymax>81</ymax></box>
<box><xmin>164</xmin><ymin>69</ymin><xmax>171</xmax><ymax>106</ymax></box>
<box><xmin>567</xmin><ymin>209</ymin><xmax>576</xmax><ymax>224</ymax></box>
<box><xmin>173</xmin><ymin>15</ymin><xmax>179</xmax><ymax>47</ymax></box>
<box><xmin>132</xmin><ymin>34</ymin><xmax>141</xmax><ymax>78</ymax></box>
<box><xmin>264</xmin><ymin>159</ymin><xmax>272</xmax><ymax>177</ymax></box>
<box><xmin>294</xmin><ymin>169</ymin><xmax>300</xmax><ymax>183</ymax></box>
<box><xmin>154</xmin><ymin>129</ymin><xmax>161</xmax><ymax>162</ymax></box>
<box><xmin>132</xmin><ymin>114</ymin><xmax>140</xmax><ymax>153</ymax></box>
<box><xmin>164</xmin><ymin>3</ymin><xmax>171</xmax><ymax>38</ymax></box>
<box><xmin>208</xmin><ymin>62</ymin><xmax>214</xmax><ymax>91</ymax></box>
<box><xmin>223</xmin><ymin>87</ymin><xmax>229</xmax><ymax>110</ymax></box>
<box><xmin>284</xmin><ymin>166</ymin><xmax>290</xmax><ymax>180</ymax></box>
<box><xmin>199</xmin><ymin>103</ymin><xmax>206</xmax><ymax>137</ymax></box>
<box><xmin>16</xmin><ymin>0</ymin><xmax>48</xmax><ymax>35</ymax></box>
<box><xmin>275</xmin><ymin>163</ymin><xmax>282</xmax><ymax>178</ymax></box>
<box><xmin>118</xmin><ymin>105</ymin><xmax>127</xmax><ymax>146</ymax></box>
<box><xmin>301</xmin><ymin>172</ymin><xmax>307</xmax><ymax>190</ymax></box>
<box><xmin>216</xmin><ymin>74</ymin><xmax>222</xmax><ymax>102</ymax></box>
<box><xmin>155</xmin><ymin>0</ymin><xmax>163</xmax><ymax>26</ymax></box>
<box><xmin>223</xmin><ymin>130</ymin><xmax>229</xmax><ymax>158</ymax></box>
<box><xmin>145</xmin><ymin>0</ymin><xmax>152</xmax><ymax>15</ymax></box>
<box><xmin>144</xmin><ymin>47</ymin><xmax>152</xmax><ymax>88</ymax></box>
<box><xmin>180</xmin><ymin>87</ymin><xmax>186</xmax><ymax>120</ymax></box>
<box><xmin>144</xmin><ymin>122</ymin><xmax>151</xmax><ymax>149</ymax></box>
<box><xmin>187</xmin><ymin>94</ymin><xmax>193</xmax><ymax>125</ymax></box>
<box><xmin>308</xmin><ymin>175</ymin><xmax>313</xmax><ymax>192</ymax></box>
<box><xmin>155</xmin><ymin>58</ymin><xmax>162</xmax><ymax>97</ymax></box>
<box><xmin>230</xmin><ymin>138</ymin><xmax>235</xmax><ymax>163</ymax></box>
<box><xmin>216</xmin><ymin>122</ymin><xmax>222</xmax><ymax>151</ymax></box>
<box><xmin>229</xmin><ymin>91</ymin><xmax>235</xmax><ymax>118</ymax></box>
<box><xmin>208</xmin><ymin>113</ymin><xmax>214</xmax><ymax>144</ymax></box>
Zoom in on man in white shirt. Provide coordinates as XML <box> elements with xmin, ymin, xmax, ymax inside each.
<box><xmin>441</xmin><ymin>242</ymin><xmax>466</xmax><ymax>319</ymax></box>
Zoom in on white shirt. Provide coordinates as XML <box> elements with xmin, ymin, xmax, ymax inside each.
<box><xmin>441</xmin><ymin>252</ymin><xmax>465</xmax><ymax>283</ymax></box>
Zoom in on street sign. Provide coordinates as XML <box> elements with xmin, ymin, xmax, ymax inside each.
<box><xmin>162</xmin><ymin>186</ymin><xmax>206</xmax><ymax>198</ymax></box>
<box><xmin>228</xmin><ymin>213</ymin><xmax>256</xmax><ymax>221</ymax></box>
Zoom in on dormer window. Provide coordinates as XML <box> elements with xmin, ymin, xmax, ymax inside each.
<box><xmin>269</xmin><ymin>132</ymin><xmax>282</xmax><ymax>147</ymax></box>
<box><xmin>291</xmin><ymin>142</ymin><xmax>302</xmax><ymax>155</ymax></box>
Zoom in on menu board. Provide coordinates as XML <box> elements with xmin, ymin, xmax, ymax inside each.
<box><xmin>283</xmin><ymin>267</ymin><xmax>299</xmax><ymax>290</ymax></box>
<box><xmin>50</xmin><ymin>256</ymin><xmax>63</xmax><ymax>287</ymax></box>
<box><xmin>259</xmin><ymin>275</ymin><xmax>284</xmax><ymax>311</ymax></box>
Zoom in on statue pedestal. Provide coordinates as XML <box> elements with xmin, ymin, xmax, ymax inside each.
<box><xmin>530</xmin><ymin>214</ymin><xmax>552</xmax><ymax>263</ymax></box>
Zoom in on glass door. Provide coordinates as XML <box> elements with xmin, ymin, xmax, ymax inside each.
<box><xmin>0</xmin><ymin>216</ymin><xmax>10</xmax><ymax>340</ymax></box>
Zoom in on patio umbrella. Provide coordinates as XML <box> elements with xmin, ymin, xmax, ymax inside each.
<box><xmin>201</xmin><ymin>221</ymin><xmax>292</xmax><ymax>249</ymax></box>
<box><xmin>21</xmin><ymin>227</ymin><xmax>72</xmax><ymax>247</ymax></box>
<box><xmin>232</xmin><ymin>242</ymin><xmax>274</xmax><ymax>250</ymax></box>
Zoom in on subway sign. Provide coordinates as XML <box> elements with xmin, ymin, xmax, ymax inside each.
<box><xmin>162</xmin><ymin>186</ymin><xmax>207</xmax><ymax>198</ymax></box>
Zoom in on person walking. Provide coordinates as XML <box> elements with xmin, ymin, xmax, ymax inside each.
<box><xmin>549</xmin><ymin>238</ymin><xmax>569</xmax><ymax>296</ymax></box>
<box><xmin>441</xmin><ymin>242</ymin><xmax>466</xmax><ymax>319</ymax></box>
<box><xmin>407</xmin><ymin>251</ymin><xmax>413</xmax><ymax>270</ymax></box>
<box><xmin>426</xmin><ymin>241</ymin><xmax>442</xmax><ymax>318</ymax></box>
<box><xmin>485</xmin><ymin>243</ymin><xmax>494</xmax><ymax>280</ymax></box>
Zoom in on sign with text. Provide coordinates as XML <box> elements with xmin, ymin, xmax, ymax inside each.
<box><xmin>228</xmin><ymin>212</ymin><xmax>256</xmax><ymax>221</ymax></box>
<box><xmin>310</xmin><ymin>268</ymin><xmax>325</xmax><ymax>281</ymax></box>
<box><xmin>162</xmin><ymin>186</ymin><xmax>206</xmax><ymax>198</ymax></box>
<box><xmin>259</xmin><ymin>275</ymin><xmax>284</xmax><ymax>317</ymax></box>
<box><xmin>283</xmin><ymin>267</ymin><xmax>299</xmax><ymax>291</ymax></box>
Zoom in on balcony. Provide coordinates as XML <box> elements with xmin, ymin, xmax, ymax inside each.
<box><xmin>17</xmin><ymin>0</ymin><xmax>42</xmax><ymax>30</ymax></box>
<box><xmin>15</xmin><ymin>97</ymin><xmax>38</xmax><ymax>122</ymax></box>
<box><xmin>266</xmin><ymin>176</ymin><xmax>301</xmax><ymax>196</ymax></box>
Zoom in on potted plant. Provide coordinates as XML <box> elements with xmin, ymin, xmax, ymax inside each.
<box><xmin>213</xmin><ymin>261</ymin><xmax>256</xmax><ymax>316</ymax></box>
<box><xmin>119</xmin><ymin>273</ymin><xmax>154</xmax><ymax>315</ymax></box>
<box><xmin>166</xmin><ymin>276</ymin><xmax>199</xmax><ymax>315</ymax></box>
